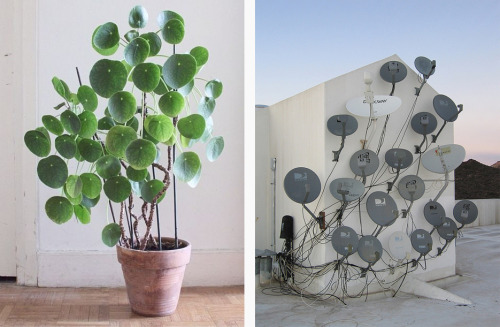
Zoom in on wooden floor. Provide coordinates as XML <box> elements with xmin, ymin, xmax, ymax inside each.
<box><xmin>0</xmin><ymin>283</ymin><xmax>244</xmax><ymax>326</ymax></box>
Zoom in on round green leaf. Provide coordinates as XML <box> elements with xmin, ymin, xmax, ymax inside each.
<box><xmin>93</xmin><ymin>22</ymin><xmax>119</xmax><ymax>49</ymax></box>
<box><xmin>98</xmin><ymin>117</ymin><xmax>115</xmax><ymax>130</ymax></box>
<box><xmin>158</xmin><ymin>91</ymin><xmax>184</xmax><ymax>117</ymax></box>
<box><xmin>206</xmin><ymin>136</ymin><xmax>224</xmax><ymax>162</ymax></box>
<box><xmin>161</xmin><ymin>19</ymin><xmax>184</xmax><ymax>44</ymax></box>
<box><xmin>89</xmin><ymin>59</ymin><xmax>128</xmax><ymax>98</ymax></box>
<box><xmin>124</xmin><ymin>29</ymin><xmax>139</xmax><ymax>42</ymax></box>
<box><xmin>173</xmin><ymin>151</ymin><xmax>201</xmax><ymax>182</ymax></box>
<box><xmin>55</xmin><ymin>134</ymin><xmax>77</xmax><ymax>159</ymax></box>
<box><xmin>45</xmin><ymin>196</ymin><xmax>73</xmax><ymax>224</ymax></box>
<box><xmin>126</xmin><ymin>116</ymin><xmax>139</xmax><ymax>132</ymax></box>
<box><xmin>80</xmin><ymin>172</ymin><xmax>102</xmax><ymax>199</ymax></box>
<box><xmin>108</xmin><ymin>91</ymin><xmax>137</xmax><ymax>123</ymax></box>
<box><xmin>190</xmin><ymin>46</ymin><xmax>209</xmax><ymax>67</ymax></box>
<box><xmin>143</xmin><ymin>129</ymin><xmax>159</xmax><ymax>144</ymax></box>
<box><xmin>91</xmin><ymin>26</ymin><xmax>119</xmax><ymax>56</ymax></box>
<box><xmin>157</xmin><ymin>10</ymin><xmax>184</xmax><ymax>28</ymax></box>
<box><xmin>65</xmin><ymin>175</ymin><xmax>83</xmax><ymax>198</ymax></box>
<box><xmin>153</xmin><ymin>71</ymin><xmax>169</xmax><ymax>95</ymax></box>
<box><xmin>163</xmin><ymin>134</ymin><xmax>176</xmax><ymax>146</ymax></box>
<box><xmin>74</xmin><ymin>205</ymin><xmax>91</xmax><ymax>224</ymax></box>
<box><xmin>132</xmin><ymin>63</ymin><xmax>160</xmax><ymax>92</ymax></box>
<box><xmin>96</xmin><ymin>155</ymin><xmax>121</xmax><ymax>179</ymax></box>
<box><xmin>81</xmin><ymin>193</ymin><xmax>100</xmax><ymax>208</ymax></box>
<box><xmin>105</xmin><ymin>125</ymin><xmax>137</xmax><ymax>158</ymax></box>
<box><xmin>125</xmin><ymin>139</ymin><xmax>157</xmax><ymax>170</ymax></box>
<box><xmin>102</xmin><ymin>223</ymin><xmax>121</xmax><ymax>247</ymax></box>
<box><xmin>140</xmin><ymin>179</ymin><xmax>166</xmax><ymax>203</ymax></box>
<box><xmin>77</xmin><ymin>138</ymin><xmax>103</xmax><ymax>162</ymax></box>
<box><xmin>78</xmin><ymin>111</ymin><xmax>98</xmax><ymax>139</ymax></box>
<box><xmin>198</xmin><ymin>96</ymin><xmax>216</xmax><ymax>118</ymax></box>
<box><xmin>180</xmin><ymin>134</ymin><xmax>197</xmax><ymax>148</ymax></box>
<box><xmin>124</xmin><ymin>37</ymin><xmax>150</xmax><ymax>67</ymax></box>
<box><xmin>60</xmin><ymin>110</ymin><xmax>81</xmax><ymax>134</ymax></box>
<box><xmin>144</xmin><ymin>114</ymin><xmax>174</xmax><ymax>142</ymax></box>
<box><xmin>177</xmin><ymin>114</ymin><xmax>206</xmax><ymax>139</ymax></box>
<box><xmin>187</xmin><ymin>164</ymin><xmax>202</xmax><ymax>188</ymax></box>
<box><xmin>200</xmin><ymin>116</ymin><xmax>213</xmax><ymax>142</ymax></box>
<box><xmin>140</xmin><ymin>32</ymin><xmax>161</xmax><ymax>56</ymax></box>
<box><xmin>37</xmin><ymin>155</ymin><xmax>68</xmax><ymax>188</ymax></box>
<box><xmin>205</xmin><ymin>79</ymin><xmax>223</xmax><ymax>99</ymax></box>
<box><xmin>42</xmin><ymin>115</ymin><xmax>64</xmax><ymax>136</ymax></box>
<box><xmin>104</xmin><ymin>176</ymin><xmax>131</xmax><ymax>203</ymax></box>
<box><xmin>177</xmin><ymin>80</ymin><xmax>194</xmax><ymax>96</ymax></box>
<box><xmin>24</xmin><ymin>130</ymin><xmax>50</xmax><ymax>157</ymax></box>
<box><xmin>64</xmin><ymin>186</ymin><xmax>82</xmax><ymax>205</ymax></box>
<box><xmin>52</xmin><ymin>77</ymin><xmax>70</xmax><ymax>101</ymax></box>
<box><xmin>162</xmin><ymin>54</ymin><xmax>197</xmax><ymax>89</ymax></box>
<box><xmin>129</xmin><ymin>5</ymin><xmax>148</xmax><ymax>28</ymax></box>
<box><xmin>126</xmin><ymin>166</ymin><xmax>148</xmax><ymax>182</ymax></box>
<box><xmin>77</xmin><ymin>85</ymin><xmax>98</xmax><ymax>112</ymax></box>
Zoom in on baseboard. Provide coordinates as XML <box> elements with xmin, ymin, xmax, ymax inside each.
<box><xmin>37</xmin><ymin>249</ymin><xmax>243</xmax><ymax>287</ymax></box>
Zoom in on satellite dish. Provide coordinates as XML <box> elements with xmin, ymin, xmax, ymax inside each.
<box><xmin>397</xmin><ymin>175</ymin><xmax>425</xmax><ymax>201</ymax></box>
<box><xmin>423</xmin><ymin>201</ymin><xmax>446</xmax><ymax>227</ymax></box>
<box><xmin>366</xmin><ymin>191</ymin><xmax>399</xmax><ymax>226</ymax></box>
<box><xmin>331</xmin><ymin>226</ymin><xmax>359</xmax><ymax>256</ymax></box>
<box><xmin>411</xmin><ymin>112</ymin><xmax>438</xmax><ymax>135</ymax></box>
<box><xmin>380</xmin><ymin>61</ymin><xmax>407</xmax><ymax>83</ymax></box>
<box><xmin>346</xmin><ymin>95</ymin><xmax>402</xmax><ymax>117</ymax></box>
<box><xmin>437</xmin><ymin>218</ymin><xmax>458</xmax><ymax>241</ymax></box>
<box><xmin>414</xmin><ymin>56</ymin><xmax>435</xmax><ymax>78</ymax></box>
<box><xmin>422</xmin><ymin>144</ymin><xmax>466</xmax><ymax>174</ymax></box>
<box><xmin>358</xmin><ymin>235</ymin><xmax>383</xmax><ymax>264</ymax></box>
<box><xmin>327</xmin><ymin>115</ymin><xmax>358</xmax><ymax>136</ymax></box>
<box><xmin>385</xmin><ymin>148</ymin><xmax>413</xmax><ymax>169</ymax></box>
<box><xmin>284</xmin><ymin>167</ymin><xmax>321</xmax><ymax>204</ymax></box>
<box><xmin>433</xmin><ymin>94</ymin><xmax>459</xmax><ymax>122</ymax></box>
<box><xmin>410</xmin><ymin>229</ymin><xmax>433</xmax><ymax>255</ymax></box>
<box><xmin>349</xmin><ymin>149</ymin><xmax>380</xmax><ymax>176</ymax></box>
<box><xmin>453</xmin><ymin>200</ymin><xmax>478</xmax><ymax>225</ymax></box>
<box><xmin>329</xmin><ymin>178</ymin><xmax>365</xmax><ymax>202</ymax></box>
<box><xmin>388</xmin><ymin>231</ymin><xmax>412</xmax><ymax>260</ymax></box>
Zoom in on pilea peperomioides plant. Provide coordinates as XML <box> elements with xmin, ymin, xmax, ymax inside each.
<box><xmin>24</xmin><ymin>5</ymin><xmax>224</xmax><ymax>251</ymax></box>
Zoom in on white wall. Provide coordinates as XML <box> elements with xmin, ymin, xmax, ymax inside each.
<box><xmin>259</xmin><ymin>54</ymin><xmax>458</xmax><ymax>295</ymax></box>
<box><xmin>25</xmin><ymin>0</ymin><xmax>244</xmax><ymax>287</ymax></box>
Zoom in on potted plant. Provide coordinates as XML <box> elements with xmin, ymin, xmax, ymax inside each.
<box><xmin>24</xmin><ymin>5</ymin><xmax>224</xmax><ymax>316</ymax></box>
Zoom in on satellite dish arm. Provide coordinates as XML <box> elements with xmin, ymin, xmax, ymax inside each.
<box><xmin>433</xmin><ymin>147</ymin><xmax>449</xmax><ymax>202</ymax></box>
<box><xmin>432</xmin><ymin>105</ymin><xmax>463</xmax><ymax>143</ymax></box>
<box><xmin>387</xmin><ymin>163</ymin><xmax>402</xmax><ymax>193</ymax></box>
<box><xmin>332</xmin><ymin>122</ymin><xmax>347</xmax><ymax>162</ymax></box>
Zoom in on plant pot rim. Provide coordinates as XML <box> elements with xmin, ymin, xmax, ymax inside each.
<box><xmin>116</xmin><ymin>237</ymin><xmax>191</xmax><ymax>253</ymax></box>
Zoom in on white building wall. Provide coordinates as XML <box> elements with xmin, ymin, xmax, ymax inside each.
<box><xmin>261</xmin><ymin>54</ymin><xmax>458</xmax><ymax>295</ymax></box>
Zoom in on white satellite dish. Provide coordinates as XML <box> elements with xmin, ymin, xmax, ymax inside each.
<box><xmin>388</xmin><ymin>231</ymin><xmax>412</xmax><ymax>260</ymax></box>
<box><xmin>346</xmin><ymin>95</ymin><xmax>401</xmax><ymax>117</ymax></box>
<box><xmin>422</xmin><ymin>144</ymin><xmax>466</xmax><ymax>174</ymax></box>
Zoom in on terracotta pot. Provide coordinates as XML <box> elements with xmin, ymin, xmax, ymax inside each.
<box><xmin>116</xmin><ymin>237</ymin><xmax>191</xmax><ymax>316</ymax></box>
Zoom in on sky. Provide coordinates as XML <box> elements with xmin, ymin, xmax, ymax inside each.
<box><xmin>256</xmin><ymin>0</ymin><xmax>500</xmax><ymax>165</ymax></box>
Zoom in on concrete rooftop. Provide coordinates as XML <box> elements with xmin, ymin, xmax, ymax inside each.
<box><xmin>256</xmin><ymin>224</ymin><xmax>500</xmax><ymax>327</ymax></box>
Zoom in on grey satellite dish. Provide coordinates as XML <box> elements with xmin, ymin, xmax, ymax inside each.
<box><xmin>349</xmin><ymin>149</ymin><xmax>380</xmax><ymax>177</ymax></box>
<box><xmin>388</xmin><ymin>231</ymin><xmax>412</xmax><ymax>260</ymax></box>
<box><xmin>331</xmin><ymin>226</ymin><xmax>359</xmax><ymax>256</ymax></box>
<box><xmin>329</xmin><ymin>178</ymin><xmax>365</xmax><ymax>202</ymax></box>
<box><xmin>414</xmin><ymin>56</ymin><xmax>436</xmax><ymax>78</ymax></box>
<box><xmin>453</xmin><ymin>200</ymin><xmax>478</xmax><ymax>225</ymax></box>
<box><xmin>284</xmin><ymin>167</ymin><xmax>321</xmax><ymax>204</ymax></box>
<box><xmin>424</xmin><ymin>201</ymin><xmax>446</xmax><ymax>227</ymax></box>
<box><xmin>433</xmin><ymin>95</ymin><xmax>459</xmax><ymax>122</ymax></box>
<box><xmin>358</xmin><ymin>235</ymin><xmax>383</xmax><ymax>264</ymax></box>
<box><xmin>437</xmin><ymin>217</ymin><xmax>458</xmax><ymax>241</ymax></box>
<box><xmin>422</xmin><ymin>144</ymin><xmax>466</xmax><ymax>174</ymax></box>
<box><xmin>366</xmin><ymin>191</ymin><xmax>399</xmax><ymax>226</ymax></box>
<box><xmin>385</xmin><ymin>148</ymin><xmax>413</xmax><ymax>169</ymax></box>
<box><xmin>380</xmin><ymin>61</ymin><xmax>407</xmax><ymax>84</ymax></box>
<box><xmin>397</xmin><ymin>175</ymin><xmax>425</xmax><ymax>201</ymax></box>
<box><xmin>410</xmin><ymin>229</ymin><xmax>433</xmax><ymax>255</ymax></box>
<box><xmin>411</xmin><ymin>112</ymin><xmax>438</xmax><ymax>135</ymax></box>
<box><xmin>327</xmin><ymin>115</ymin><xmax>358</xmax><ymax>136</ymax></box>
